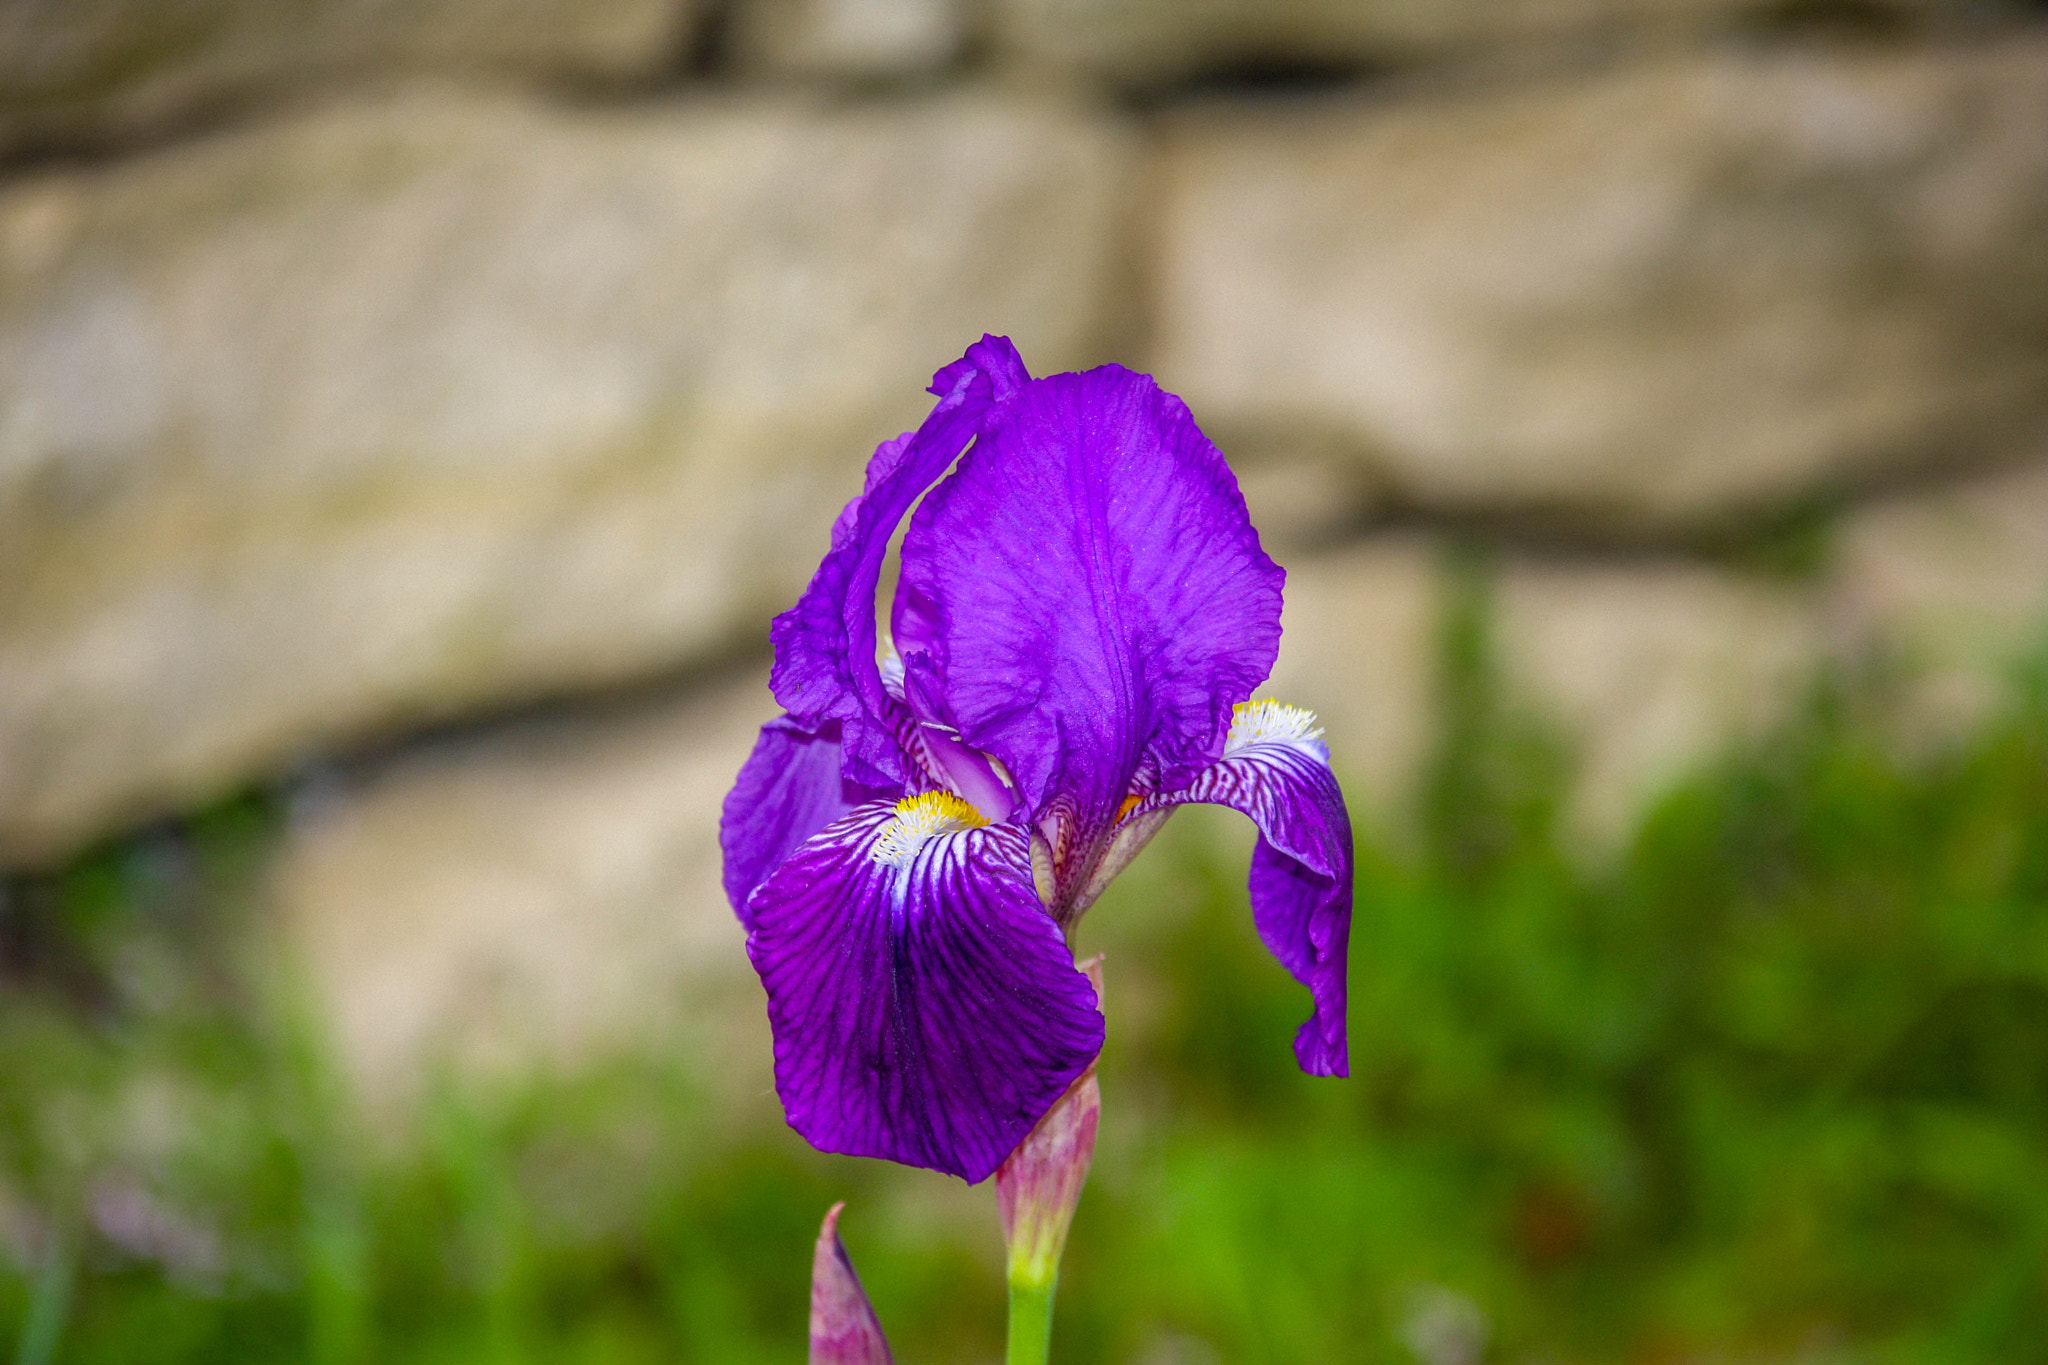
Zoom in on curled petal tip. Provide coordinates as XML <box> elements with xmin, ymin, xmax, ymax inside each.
<box><xmin>810</xmin><ymin>1203</ymin><xmax>894</xmax><ymax>1365</ymax></box>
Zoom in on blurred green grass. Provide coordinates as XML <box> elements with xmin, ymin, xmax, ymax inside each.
<box><xmin>5</xmin><ymin>575</ymin><xmax>2048</xmax><ymax>1364</ymax></box>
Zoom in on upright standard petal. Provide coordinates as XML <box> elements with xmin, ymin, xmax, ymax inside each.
<box><xmin>896</xmin><ymin>366</ymin><xmax>1282</xmax><ymax>832</ymax></box>
<box><xmin>746</xmin><ymin>794</ymin><xmax>1104</xmax><ymax>1183</ymax></box>
<box><xmin>720</xmin><ymin>716</ymin><xmax>896</xmax><ymax>927</ymax></box>
<box><xmin>1140</xmin><ymin>702</ymin><xmax>1352</xmax><ymax>1076</ymax></box>
<box><xmin>769</xmin><ymin>337</ymin><xmax>1029</xmax><ymax>789</ymax></box>
<box><xmin>810</xmin><ymin>1203</ymin><xmax>894</xmax><ymax>1365</ymax></box>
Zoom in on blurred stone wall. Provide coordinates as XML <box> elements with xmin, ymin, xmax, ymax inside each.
<box><xmin>4</xmin><ymin>0</ymin><xmax>2047</xmax><ymax>1108</ymax></box>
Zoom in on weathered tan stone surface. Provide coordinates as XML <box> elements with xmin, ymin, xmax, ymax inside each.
<box><xmin>1270</xmin><ymin>462</ymin><xmax>2048</xmax><ymax>842</ymax></box>
<box><xmin>1233</xmin><ymin>447</ymin><xmax>1381</xmax><ymax>552</ymax></box>
<box><xmin>1835</xmin><ymin>456</ymin><xmax>2048</xmax><ymax>662</ymax></box>
<box><xmin>0</xmin><ymin>0</ymin><xmax>699</xmax><ymax>153</ymax></box>
<box><xmin>1266</xmin><ymin>535</ymin><xmax>1442</xmax><ymax>819</ymax></box>
<box><xmin>0</xmin><ymin>88</ymin><xmax>1130</xmax><ymax>867</ymax></box>
<box><xmin>1496</xmin><ymin>560</ymin><xmax>1822</xmax><ymax>842</ymax></box>
<box><xmin>271</xmin><ymin>669</ymin><xmax>773</xmax><ymax>1112</ymax></box>
<box><xmin>732</xmin><ymin>0</ymin><xmax>963</xmax><ymax>78</ymax></box>
<box><xmin>1154</xmin><ymin>39</ymin><xmax>2048</xmax><ymax>528</ymax></box>
<box><xmin>1269</xmin><ymin>536</ymin><xmax>1826</xmax><ymax>845</ymax></box>
<box><xmin>997</xmin><ymin>0</ymin><xmax>1735</xmax><ymax>81</ymax></box>
<box><xmin>1831</xmin><ymin>453</ymin><xmax>2048</xmax><ymax>727</ymax></box>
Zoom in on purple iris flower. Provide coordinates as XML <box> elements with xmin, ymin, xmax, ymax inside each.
<box><xmin>720</xmin><ymin>336</ymin><xmax>1352</xmax><ymax>1183</ymax></box>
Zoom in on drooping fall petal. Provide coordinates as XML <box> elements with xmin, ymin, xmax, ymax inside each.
<box><xmin>1141</xmin><ymin>702</ymin><xmax>1352</xmax><ymax>1076</ymax></box>
<box><xmin>746</xmin><ymin>796</ymin><xmax>1105</xmax><ymax>1182</ymax></box>
<box><xmin>809</xmin><ymin>1203</ymin><xmax>893</xmax><ymax>1365</ymax></box>
<box><xmin>1248</xmin><ymin>840</ymin><xmax>1350</xmax><ymax>1076</ymax></box>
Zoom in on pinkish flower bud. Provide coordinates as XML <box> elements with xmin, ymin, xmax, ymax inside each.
<box><xmin>810</xmin><ymin>1203</ymin><xmax>893</xmax><ymax>1365</ymax></box>
<box><xmin>996</xmin><ymin>956</ymin><xmax>1105</xmax><ymax>1291</ymax></box>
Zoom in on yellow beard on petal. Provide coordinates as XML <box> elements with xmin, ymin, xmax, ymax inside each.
<box><xmin>1225</xmin><ymin>699</ymin><xmax>1324</xmax><ymax>753</ymax></box>
<box><xmin>871</xmin><ymin>790</ymin><xmax>991</xmax><ymax>868</ymax></box>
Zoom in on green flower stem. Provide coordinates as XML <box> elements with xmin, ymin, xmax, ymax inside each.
<box><xmin>999</xmin><ymin>961</ymin><xmax>1103</xmax><ymax>1365</ymax></box>
<box><xmin>17</xmin><ymin>1242</ymin><xmax>73</xmax><ymax>1365</ymax></box>
<box><xmin>1005</xmin><ymin>1271</ymin><xmax>1057</xmax><ymax>1365</ymax></box>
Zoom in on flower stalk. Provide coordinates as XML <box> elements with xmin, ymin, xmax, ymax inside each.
<box><xmin>735</xmin><ymin>335</ymin><xmax>1355</xmax><ymax>1359</ymax></box>
<box><xmin>996</xmin><ymin>959</ymin><xmax>1105</xmax><ymax>1365</ymax></box>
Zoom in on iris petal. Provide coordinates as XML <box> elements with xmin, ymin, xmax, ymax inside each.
<box><xmin>897</xmin><ymin>366</ymin><xmax>1282</xmax><ymax>835</ymax></box>
<box><xmin>746</xmin><ymin>801</ymin><xmax>1105</xmax><ymax>1182</ymax></box>
<box><xmin>720</xmin><ymin>716</ymin><xmax>895</xmax><ymax>927</ymax></box>
<box><xmin>1248</xmin><ymin>841</ymin><xmax>1350</xmax><ymax>1076</ymax></box>
<box><xmin>1141</xmin><ymin>717</ymin><xmax>1352</xmax><ymax>1076</ymax></box>
<box><xmin>770</xmin><ymin>337</ymin><xmax>1029</xmax><ymax>789</ymax></box>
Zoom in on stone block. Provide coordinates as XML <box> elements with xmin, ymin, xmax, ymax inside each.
<box><xmin>994</xmin><ymin>0</ymin><xmax>1958</xmax><ymax>84</ymax></box>
<box><xmin>271</xmin><ymin>669</ymin><xmax>773</xmax><ymax>1114</ymax></box>
<box><xmin>1265</xmin><ymin>534</ymin><xmax>1442</xmax><ymax>820</ymax></box>
<box><xmin>1831</xmin><ymin>454</ymin><xmax>2048</xmax><ymax>727</ymax></box>
<box><xmin>0</xmin><ymin>0</ymin><xmax>699</xmax><ymax>153</ymax></box>
<box><xmin>0</xmin><ymin>88</ymin><xmax>1130</xmax><ymax>865</ymax></box>
<box><xmin>732</xmin><ymin>0</ymin><xmax>963</xmax><ymax>78</ymax></box>
<box><xmin>1269</xmin><ymin>536</ymin><xmax>1825</xmax><ymax>847</ymax></box>
<box><xmin>1153</xmin><ymin>39</ymin><xmax>2048</xmax><ymax>528</ymax></box>
<box><xmin>1496</xmin><ymin>559</ymin><xmax>1822</xmax><ymax>843</ymax></box>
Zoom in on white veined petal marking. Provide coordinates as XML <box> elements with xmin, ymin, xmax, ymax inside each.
<box><xmin>878</xmin><ymin>646</ymin><xmax>907</xmax><ymax>699</ymax></box>
<box><xmin>1225</xmin><ymin>699</ymin><xmax>1324</xmax><ymax>754</ymax></box>
<box><xmin>871</xmin><ymin>790</ymin><xmax>990</xmax><ymax>869</ymax></box>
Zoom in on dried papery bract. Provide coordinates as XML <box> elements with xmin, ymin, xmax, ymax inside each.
<box><xmin>810</xmin><ymin>1203</ymin><xmax>893</xmax><ymax>1365</ymax></box>
<box><xmin>996</xmin><ymin>957</ymin><xmax>1105</xmax><ymax>1365</ymax></box>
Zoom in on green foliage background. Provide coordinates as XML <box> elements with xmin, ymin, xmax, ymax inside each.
<box><xmin>4</xmin><ymin>572</ymin><xmax>2047</xmax><ymax>1363</ymax></box>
